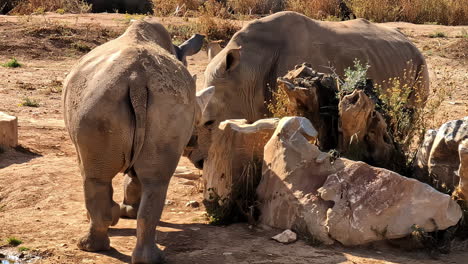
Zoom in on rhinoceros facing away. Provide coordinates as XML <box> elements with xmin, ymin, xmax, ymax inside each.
<box><xmin>63</xmin><ymin>20</ymin><xmax>213</xmax><ymax>264</ymax></box>
<box><xmin>187</xmin><ymin>11</ymin><xmax>429</xmax><ymax>168</ymax></box>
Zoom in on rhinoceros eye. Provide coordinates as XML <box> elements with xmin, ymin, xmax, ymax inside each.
<box><xmin>204</xmin><ymin>120</ymin><xmax>215</xmax><ymax>130</ymax></box>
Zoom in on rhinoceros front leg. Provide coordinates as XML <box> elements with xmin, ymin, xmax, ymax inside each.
<box><xmin>120</xmin><ymin>171</ymin><xmax>141</xmax><ymax>219</ymax></box>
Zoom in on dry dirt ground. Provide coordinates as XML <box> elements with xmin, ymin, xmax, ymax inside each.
<box><xmin>0</xmin><ymin>13</ymin><xmax>467</xmax><ymax>264</ymax></box>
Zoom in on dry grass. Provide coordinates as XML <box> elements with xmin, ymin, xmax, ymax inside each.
<box><xmin>5</xmin><ymin>0</ymin><xmax>468</xmax><ymax>25</ymax></box>
<box><xmin>11</xmin><ymin>0</ymin><xmax>91</xmax><ymax>14</ymax></box>
<box><xmin>199</xmin><ymin>0</ymin><xmax>232</xmax><ymax>19</ymax></box>
<box><xmin>153</xmin><ymin>0</ymin><xmax>201</xmax><ymax>16</ymax></box>
<box><xmin>346</xmin><ymin>0</ymin><xmax>468</xmax><ymax>25</ymax></box>
<box><xmin>227</xmin><ymin>0</ymin><xmax>284</xmax><ymax>14</ymax></box>
<box><xmin>286</xmin><ymin>0</ymin><xmax>341</xmax><ymax>20</ymax></box>
<box><xmin>196</xmin><ymin>15</ymin><xmax>240</xmax><ymax>41</ymax></box>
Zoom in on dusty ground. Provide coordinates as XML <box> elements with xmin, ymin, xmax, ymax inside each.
<box><xmin>0</xmin><ymin>13</ymin><xmax>467</xmax><ymax>264</ymax></box>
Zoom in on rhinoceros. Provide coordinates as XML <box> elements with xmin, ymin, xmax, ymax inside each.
<box><xmin>63</xmin><ymin>20</ymin><xmax>213</xmax><ymax>263</ymax></box>
<box><xmin>187</xmin><ymin>11</ymin><xmax>429</xmax><ymax>168</ymax></box>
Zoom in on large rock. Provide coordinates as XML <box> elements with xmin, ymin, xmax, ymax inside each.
<box><xmin>318</xmin><ymin>160</ymin><xmax>462</xmax><ymax>246</ymax></box>
<box><xmin>257</xmin><ymin>116</ymin><xmax>462</xmax><ymax>246</ymax></box>
<box><xmin>203</xmin><ymin>118</ymin><xmax>278</xmax><ymax>220</ymax></box>
<box><xmin>413</xmin><ymin>129</ymin><xmax>438</xmax><ymax>182</ymax></box>
<box><xmin>257</xmin><ymin>116</ymin><xmax>336</xmax><ymax>245</ymax></box>
<box><xmin>0</xmin><ymin>112</ymin><xmax>18</xmax><ymax>148</ymax></box>
<box><xmin>428</xmin><ymin>117</ymin><xmax>468</xmax><ymax>192</ymax></box>
<box><xmin>458</xmin><ymin>139</ymin><xmax>468</xmax><ymax>200</ymax></box>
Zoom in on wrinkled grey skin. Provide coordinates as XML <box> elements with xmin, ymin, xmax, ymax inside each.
<box><xmin>63</xmin><ymin>20</ymin><xmax>213</xmax><ymax>264</ymax></box>
<box><xmin>186</xmin><ymin>11</ymin><xmax>429</xmax><ymax>168</ymax></box>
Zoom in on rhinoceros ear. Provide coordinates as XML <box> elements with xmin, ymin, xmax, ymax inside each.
<box><xmin>176</xmin><ymin>34</ymin><xmax>205</xmax><ymax>62</ymax></box>
<box><xmin>196</xmin><ymin>86</ymin><xmax>215</xmax><ymax>113</ymax></box>
<box><xmin>225</xmin><ymin>47</ymin><xmax>241</xmax><ymax>72</ymax></box>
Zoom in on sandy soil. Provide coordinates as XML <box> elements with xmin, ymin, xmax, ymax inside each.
<box><xmin>0</xmin><ymin>13</ymin><xmax>467</xmax><ymax>264</ymax></box>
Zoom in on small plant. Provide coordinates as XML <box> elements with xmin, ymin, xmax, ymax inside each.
<box><xmin>267</xmin><ymin>83</ymin><xmax>296</xmax><ymax>118</ymax></box>
<box><xmin>46</xmin><ymin>79</ymin><xmax>63</xmax><ymax>94</ymax></box>
<box><xmin>33</xmin><ymin>7</ymin><xmax>45</xmax><ymax>14</ymax></box>
<box><xmin>71</xmin><ymin>41</ymin><xmax>91</xmax><ymax>52</ymax></box>
<box><xmin>166</xmin><ymin>24</ymin><xmax>197</xmax><ymax>46</ymax></box>
<box><xmin>2</xmin><ymin>58</ymin><xmax>21</xmax><ymax>68</ymax></box>
<box><xmin>18</xmin><ymin>246</ymin><xmax>30</xmax><ymax>252</ymax></box>
<box><xmin>123</xmin><ymin>13</ymin><xmax>146</xmax><ymax>24</ymax></box>
<box><xmin>7</xmin><ymin>237</ymin><xmax>23</xmax><ymax>246</ymax></box>
<box><xmin>338</xmin><ymin>59</ymin><xmax>370</xmax><ymax>98</ymax></box>
<box><xmin>20</xmin><ymin>97</ymin><xmax>40</xmax><ymax>107</ymax></box>
<box><xmin>429</xmin><ymin>31</ymin><xmax>447</xmax><ymax>38</ymax></box>
<box><xmin>56</xmin><ymin>8</ymin><xmax>65</xmax><ymax>14</ymax></box>
<box><xmin>458</xmin><ymin>29</ymin><xmax>468</xmax><ymax>38</ymax></box>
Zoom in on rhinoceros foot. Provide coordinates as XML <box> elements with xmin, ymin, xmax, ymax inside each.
<box><xmin>77</xmin><ymin>231</ymin><xmax>110</xmax><ymax>252</ymax></box>
<box><xmin>131</xmin><ymin>244</ymin><xmax>164</xmax><ymax>264</ymax></box>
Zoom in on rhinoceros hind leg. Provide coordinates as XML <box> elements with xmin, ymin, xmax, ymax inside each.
<box><xmin>77</xmin><ymin>164</ymin><xmax>120</xmax><ymax>252</ymax></box>
<box><xmin>120</xmin><ymin>172</ymin><xmax>141</xmax><ymax>219</ymax></box>
<box><xmin>130</xmin><ymin>153</ymin><xmax>180</xmax><ymax>263</ymax></box>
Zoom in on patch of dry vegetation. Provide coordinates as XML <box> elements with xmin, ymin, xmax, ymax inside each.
<box><xmin>152</xmin><ymin>0</ymin><xmax>201</xmax><ymax>16</ymax></box>
<box><xmin>286</xmin><ymin>0</ymin><xmax>341</xmax><ymax>20</ymax></box>
<box><xmin>11</xmin><ymin>0</ymin><xmax>91</xmax><ymax>14</ymax></box>
<box><xmin>5</xmin><ymin>0</ymin><xmax>468</xmax><ymax>25</ymax></box>
<box><xmin>346</xmin><ymin>0</ymin><xmax>468</xmax><ymax>25</ymax></box>
<box><xmin>196</xmin><ymin>15</ymin><xmax>240</xmax><ymax>41</ymax></box>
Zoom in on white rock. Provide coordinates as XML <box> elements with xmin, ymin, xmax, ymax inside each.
<box><xmin>0</xmin><ymin>112</ymin><xmax>18</xmax><ymax>148</ymax></box>
<box><xmin>257</xmin><ymin>116</ymin><xmax>462</xmax><ymax>246</ymax></box>
<box><xmin>428</xmin><ymin>117</ymin><xmax>468</xmax><ymax>191</ymax></box>
<box><xmin>272</xmin><ymin>229</ymin><xmax>297</xmax><ymax>244</ymax></box>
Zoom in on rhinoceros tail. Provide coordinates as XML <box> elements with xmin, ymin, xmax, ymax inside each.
<box><xmin>126</xmin><ymin>72</ymin><xmax>148</xmax><ymax>173</ymax></box>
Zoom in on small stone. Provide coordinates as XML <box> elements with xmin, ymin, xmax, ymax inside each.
<box><xmin>272</xmin><ymin>229</ymin><xmax>297</xmax><ymax>244</ymax></box>
<box><xmin>19</xmin><ymin>252</ymin><xmax>25</xmax><ymax>258</ymax></box>
<box><xmin>222</xmin><ymin>252</ymin><xmax>233</xmax><ymax>256</ymax></box>
<box><xmin>190</xmin><ymin>227</ymin><xmax>200</xmax><ymax>231</ymax></box>
<box><xmin>0</xmin><ymin>253</ymin><xmax>5</xmax><ymax>258</ymax></box>
<box><xmin>165</xmin><ymin>200</ymin><xmax>174</xmax><ymax>205</ymax></box>
<box><xmin>185</xmin><ymin>200</ymin><xmax>199</xmax><ymax>208</ymax></box>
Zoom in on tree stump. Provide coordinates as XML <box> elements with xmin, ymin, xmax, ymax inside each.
<box><xmin>203</xmin><ymin>118</ymin><xmax>278</xmax><ymax>223</ymax></box>
<box><xmin>0</xmin><ymin>112</ymin><xmax>18</xmax><ymax>148</ymax></box>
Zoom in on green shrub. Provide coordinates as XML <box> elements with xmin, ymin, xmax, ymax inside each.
<box><xmin>20</xmin><ymin>97</ymin><xmax>40</xmax><ymax>107</ymax></box>
<box><xmin>429</xmin><ymin>31</ymin><xmax>447</xmax><ymax>38</ymax></box>
<box><xmin>2</xmin><ymin>58</ymin><xmax>21</xmax><ymax>68</ymax></box>
<box><xmin>7</xmin><ymin>237</ymin><xmax>23</xmax><ymax>246</ymax></box>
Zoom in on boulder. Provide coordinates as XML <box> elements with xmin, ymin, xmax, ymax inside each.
<box><xmin>413</xmin><ymin>129</ymin><xmax>438</xmax><ymax>182</ymax></box>
<box><xmin>318</xmin><ymin>160</ymin><xmax>462</xmax><ymax>246</ymax></box>
<box><xmin>458</xmin><ymin>139</ymin><xmax>468</xmax><ymax>200</ymax></box>
<box><xmin>428</xmin><ymin>117</ymin><xmax>468</xmax><ymax>192</ymax></box>
<box><xmin>257</xmin><ymin>116</ymin><xmax>335</xmax><ymax>245</ymax></box>
<box><xmin>257</xmin><ymin>116</ymin><xmax>462</xmax><ymax>246</ymax></box>
<box><xmin>203</xmin><ymin>118</ymin><xmax>278</xmax><ymax>220</ymax></box>
<box><xmin>272</xmin><ymin>229</ymin><xmax>297</xmax><ymax>244</ymax></box>
<box><xmin>0</xmin><ymin>112</ymin><xmax>18</xmax><ymax>148</ymax></box>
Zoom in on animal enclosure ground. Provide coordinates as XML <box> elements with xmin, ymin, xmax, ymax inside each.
<box><xmin>0</xmin><ymin>13</ymin><xmax>467</xmax><ymax>264</ymax></box>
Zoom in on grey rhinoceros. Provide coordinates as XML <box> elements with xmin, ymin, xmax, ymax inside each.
<box><xmin>187</xmin><ymin>11</ymin><xmax>429</xmax><ymax>168</ymax></box>
<box><xmin>63</xmin><ymin>19</ymin><xmax>213</xmax><ymax>264</ymax></box>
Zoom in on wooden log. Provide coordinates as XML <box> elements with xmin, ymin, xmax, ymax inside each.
<box><xmin>0</xmin><ymin>112</ymin><xmax>18</xmax><ymax>148</ymax></box>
